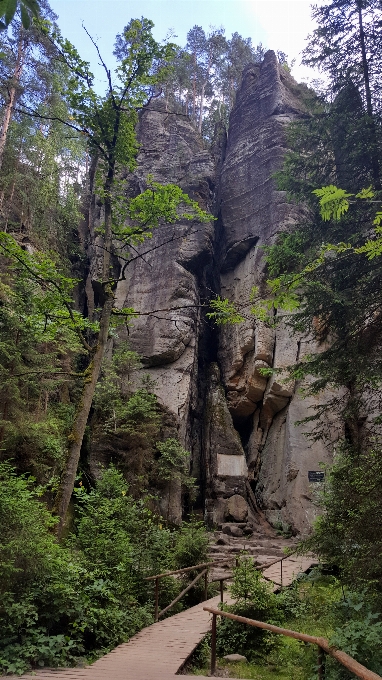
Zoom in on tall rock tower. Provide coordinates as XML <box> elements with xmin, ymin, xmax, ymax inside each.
<box><xmin>94</xmin><ymin>51</ymin><xmax>333</xmax><ymax>534</ymax></box>
<box><xmin>214</xmin><ymin>51</ymin><xmax>333</xmax><ymax>534</ymax></box>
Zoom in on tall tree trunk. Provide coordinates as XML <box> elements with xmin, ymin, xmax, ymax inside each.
<box><xmin>55</xmin><ymin>180</ymin><xmax>114</xmax><ymax>539</ymax></box>
<box><xmin>198</xmin><ymin>82</ymin><xmax>206</xmax><ymax>133</ymax></box>
<box><xmin>357</xmin><ymin>2</ymin><xmax>381</xmax><ymax>189</ymax></box>
<box><xmin>192</xmin><ymin>52</ymin><xmax>196</xmax><ymax>123</ymax></box>
<box><xmin>0</xmin><ymin>32</ymin><xmax>25</xmax><ymax>171</ymax></box>
<box><xmin>55</xmin><ymin>289</ymin><xmax>114</xmax><ymax>538</ymax></box>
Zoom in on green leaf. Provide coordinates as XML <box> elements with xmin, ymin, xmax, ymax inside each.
<box><xmin>20</xmin><ymin>2</ymin><xmax>30</xmax><ymax>28</ymax></box>
<box><xmin>355</xmin><ymin>186</ymin><xmax>374</xmax><ymax>200</ymax></box>
<box><xmin>206</xmin><ymin>296</ymin><xmax>244</xmax><ymax>325</ymax></box>
<box><xmin>4</xmin><ymin>0</ymin><xmax>17</xmax><ymax>26</ymax></box>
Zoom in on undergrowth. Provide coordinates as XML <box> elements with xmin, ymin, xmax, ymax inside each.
<box><xmin>187</xmin><ymin>556</ymin><xmax>382</xmax><ymax>679</ymax></box>
<box><xmin>0</xmin><ymin>463</ymin><xmax>211</xmax><ymax>675</ymax></box>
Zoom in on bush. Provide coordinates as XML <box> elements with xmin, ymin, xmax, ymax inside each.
<box><xmin>0</xmin><ymin>465</ymin><xmax>164</xmax><ymax>673</ymax></box>
<box><xmin>0</xmin><ymin>463</ymin><xmax>86</xmax><ymax>673</ymax></box>
<box><xmin>0</xmin><ymin>464</ymin><xmax>213</xmax><ymax>673</ymax></box>
<box><xmin>324</xmin><ymin>591</ymin><xmax>382</xmax><ymax>679</ymax></box>
<box><xmin>216</xmin><ymin>553</ymin><xmax>283</xmax><ymax>661</ymax></box>
<box><xmin>172</xmin><ymin>517</ymin><xmax>209</xmax><ymax>570</ymax></box>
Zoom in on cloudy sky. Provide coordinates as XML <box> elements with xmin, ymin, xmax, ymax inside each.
<box><xmin>49</xmin><ymin>0</ymin><xmax>318</xmax><ymax>89</ymax></box>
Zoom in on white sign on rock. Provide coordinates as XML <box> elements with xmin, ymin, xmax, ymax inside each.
<box><xmin>217</xmin><ymin>454</ymin><xmax>247</xmax><ymax>477</ymax></box>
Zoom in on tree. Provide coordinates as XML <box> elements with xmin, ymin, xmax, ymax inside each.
<box><xmin>219</xmin><ymin>32</ymin><xmax>263</xmax><ymax>109</ymax></box>
<box><xmin>156</xmin><ymin>438</ymin><xmax>196</xmax><ymax>520</ymax></box>
<box><xmin>249</xmin><ymin>111</ymin><xmax>382</xmax><ymax>587</ymax></box>
<box><xmin>303</xmin><ymin>0</ymin><xmax>382</xmax><ymax>189</ymax></box>
<box><xmin>195</xmin><ymin>27</ymin><xmax>226</xmax><ymax>133</ymax></box>
<box><xmin>0</xmin><ymin>18</ymin><xmax>211</xmax><ymax>537</ymax></box>
<box><xmin>0</xmin><ymin>2</ymin><xmax>59</xmax><ymax>173</ymax></box>
<box><xmin>186</xmin><ymin>25</ymin><xmax>206</xmax><ymax>124</ymax></box>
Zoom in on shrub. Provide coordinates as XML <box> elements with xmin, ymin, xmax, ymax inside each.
<box><xmin>216</xmin><ymin>553</ymin><xmax>282</xmax><ymax>661</ymax></box>
<box><xmin>325</xmin><ymin>591</ymin><xmax>382</xmax><ymax>679</ymax></box>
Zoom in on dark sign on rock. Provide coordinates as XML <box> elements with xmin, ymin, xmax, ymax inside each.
<box><xmin>308</xmin><ymin>471</ymin><xmax>325</xmax><ymax>483</ymax></box>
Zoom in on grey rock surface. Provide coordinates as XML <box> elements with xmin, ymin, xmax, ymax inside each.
<box><xmin>215</xmin><ymin>51</ymin><xmax>332</xmax><ymax>534</ymax></box>
<box><xmin>97</xmin><ymin>52</ymin><xmax>335</xmax><ymax>535</ymax></box>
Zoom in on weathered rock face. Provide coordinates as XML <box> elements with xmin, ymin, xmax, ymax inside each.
<box><xmin>99</xmin><ymin>52</ymin><xmax>334</xmax><ymax>534</ymax></box>
<box><xmin>215</xmin><ymin>51</ymin><xmax>333</xmax><ymax>535</ymax></box>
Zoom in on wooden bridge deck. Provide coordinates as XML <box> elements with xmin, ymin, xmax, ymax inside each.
<box><xmin>13</xmin><ymin>555</ymin><xmax>317</xmax><ymax>680</ymax></box>
<box><xmin>263</xmin><ymin>553</ymin><xmax>318</xmax><ymax>589</ymax></box>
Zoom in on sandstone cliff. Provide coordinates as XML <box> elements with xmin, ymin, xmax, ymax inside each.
<box><xmin>92</xmin><ymin>51</ymin><xmax>333</xmax><ymax>534</ymax></box>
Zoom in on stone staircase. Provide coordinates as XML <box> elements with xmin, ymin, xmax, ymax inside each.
<box><xmin>208</xmin><ymin>520</ymin><xmax>298</xmax><ymax>582</ymax></box>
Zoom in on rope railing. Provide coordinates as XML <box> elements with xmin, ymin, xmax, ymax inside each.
<box><xmin>203</xmin><ymin>606</ymin><xmax>382</xmax><ymax>680</ymax></box>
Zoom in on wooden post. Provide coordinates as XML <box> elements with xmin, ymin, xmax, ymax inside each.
<box><xmin>318</xmin><ymin>647</ymin><xmax>325</xmax><ymax>679</ymax></box>
<box><xmin>155</xmin><ymin>577</ymin><xmax>159</xmax><ymax>622</ymax></box>
<box><xmin>204</xmin><ymin>569</ymin><xmax>208</xmax><ymax>601</ymax></box>
<box><xmin>220</xmin><ymin>579</ymin><xmax>224</xmax><ymax>603</ymax></box>
<box><xmin>211</xmin><ymin>613</ymin><xmax>217</xmax><ymax>676</ymax></box>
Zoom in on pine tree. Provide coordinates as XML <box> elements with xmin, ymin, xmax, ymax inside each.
<box><xmin>303</xmin><ymin>0</ymin><xmax>382</xmax><ymax>188</ymax></box>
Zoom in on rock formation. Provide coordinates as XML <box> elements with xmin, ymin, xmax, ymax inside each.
<box><xmin>93</xmin><ymin>51</ymin><xmax>334</xmax><ymax>534</ymax></box>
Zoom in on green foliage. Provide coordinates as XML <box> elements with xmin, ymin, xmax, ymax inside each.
<box><xmin>0</xmin><ymin>462</ymin><xmax>210</xmax><ymax>674</ymax></box>
<box><xmin>302</xmin><ymin>444</ymin><xmax>382</xmax><ymax>590</ymax></box>
<box><xmin>206</xmin><ymin>296</ymin><xmax>245</xmax><ymax>325</ymax></box>
<box><xmin>312</xmin><ymin>184</ymin><xmax>379</xmax><ymax>223</ymax></box>
<box><xmin>0</xmin><ymin>233</ymin><xmax>95</xmax><ymax>347</ymax></box>
<box><xmin>74</xmin><ymin>467</ymin><xmax>173</xmax><ymax>595</ymax></box>
<box><xmin>156</xmin><ymin>438</ymin><xmax>195</xmax><ymax>491</ymax></box>
<box><xmin>41</xmin><ymin>17</ymin><xmax>176</xmax><ymax>170</ymax></box>
<box><xmin>215</xmin><ymin>554</ymin><xmax>282</xmax><ymax>661</ymax></box>
<box><xmin>0</xmin><ymin>0</ymin><xmax>39</xmax><ymax>30</ymax></box>
<box><xmin>326</xmin><ymin>592</ymin><xmax>382</xmax><ymax>679</ymax></box>
<box><xmin>159</xmin><ymin>24</ymin><xmax>266</xmax><ymax>139</ymax></box>
<box><xmin>172</xmin><ymin>517</ymin><xmax>209</xmax><ymax>570</ymax></box>
<box><xmin>0</xmin><ymin>247</ymin><xmax>82</xmax><ymax>484</ymax></box>
<box><xmin>312</xmin><ymin>185</ymin><xmax>353</xmax><ymax>222</ymax></box>
<box><xmin>93</xmin><ymin>344</ymin><xmax>146</xmax><ymax>434</ymax></box>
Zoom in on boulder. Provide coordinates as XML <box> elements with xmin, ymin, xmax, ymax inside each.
<box><xmin>229</xmin><ymin>525</ymin><xmax>244</xmax><ymax>538</ymax></box>
<box><xmin>216</xmin><ymin>535</ymin><xmax>230</xmax><ymax>545</ymax></box>
<box><xmin>225</xmin><ymin>495</ymin><xmax>249</xmax><ymax>522</ymax></box>
<box><xmin>223</xmin><ymin>654</ymin><xmax>248</xmax><ymax>663</ymax></box>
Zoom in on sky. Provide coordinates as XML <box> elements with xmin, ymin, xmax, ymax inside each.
<box><xmin>49</xmin><ymin>0</ymin><xmax>319</xmax><ymax>91</ymax></box>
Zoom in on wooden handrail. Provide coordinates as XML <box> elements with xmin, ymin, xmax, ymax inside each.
<box><xmin>148</xmin><ymin>561</ymin><xmax>216</xmax><ymax>622</ymax></box>
<box><xmin>158</xmin><ymin>569</ymin><xmax>208</xmax><ymax>619</ymax></box>
<box><xmin>203</xmin><ymin>606</ymin><xmax>382</xmax><ymax>680</ymax></box>
<box><xmin>146</xmin><ymin>551</ymin><xmax>306</xmax><ymax>623</ymax></box>
<box><xmin>144</xmin><ymin>560</ymin><xmax>219</xmax><ymax>580</ymax></box>
<box><xmin>145</xmin><ymin>552</ymin><xmax>296</xmax><ymax>582</ymax></box>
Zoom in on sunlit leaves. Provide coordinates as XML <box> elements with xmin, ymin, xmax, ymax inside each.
<box><xmin>206</xmin><ymin>296</ymin><xmax>244</xmax><ymax>325</ymax></box>
<box><xmin>312</xmin><ymin>185</ymin><xmax>353</xmax><ymax>221</ymax></box>
<box><xmin>0</xmin><ymin>233</ymin><xmax>96</xmax><ymax>348</ymax></box>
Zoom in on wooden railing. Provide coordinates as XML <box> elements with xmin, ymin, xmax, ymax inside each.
<box><xmin>203</xmin><ymin>606</ymin><xmax>382</xmax><ymax>680</ymax></box>
<box><xmin>144</xmin><ymin>551</ymin><xmax>297</xmax><ymax>623</ymax></box>
<box><xmin>145</xmin><ymin>561</ymin><xmax>221</xmax><ymax>622</ymax></box>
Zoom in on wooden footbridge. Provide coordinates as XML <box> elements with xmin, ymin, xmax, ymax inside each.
<box><xmin>13</xmin><ymin>554</ymin><xmax>317</xmax><ymax>680</ymax></box>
